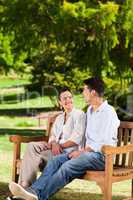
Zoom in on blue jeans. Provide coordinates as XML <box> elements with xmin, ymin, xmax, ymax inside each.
<box><xmin>30</xmin><ymin>152</ymin><xmax>105</xmax><ymax>200</ymax></box>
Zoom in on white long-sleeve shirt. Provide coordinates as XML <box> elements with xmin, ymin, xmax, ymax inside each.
<box><xmin>48</xmin><ymin>108</ymin><xmax>86</xmax><ymax>153</ymax></box>
<box><xmin>85</xmin><ymin>100</ymin><xmax>120</xmax><ymax>152</ymax></box>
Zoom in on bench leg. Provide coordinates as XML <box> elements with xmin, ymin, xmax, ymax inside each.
<box><xmin>97</xmin><ymin>181</ymin><xmax>112</xmax><ymax>200</ymax></box>
<box><xmin>98</xmin><ymin>183</ymin><xmax>112</xmax><ymax>200</ymax></box>
<box><xmin>131</xmin><ymin>179</ymin><xmax>133</xmax><ymax>197</ymax></box>
<box><xmin>103</xmin><ymin>182</ymin><xmax>112</xmax><ymax>200</ymax></box>
<box><xmin>12</xmin><ymin>163</ymin><xmax>19</xmax><ymax>182</ymax></box>
<box><xmin>12</xmin><ymin>142</ymin><xmax>21</xmax><ymax>182</ymax></box>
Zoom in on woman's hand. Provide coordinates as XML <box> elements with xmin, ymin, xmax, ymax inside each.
<box><xmin>47</xmin><ymin>142</ymin><xmax>52</xmax><ymax>149</ymax></box>
<box><xmin>35</xmin><ymin>142</ymin><xmax>49</xmax><ymax>153</ymax></box>
<box><xmin>51</xmin><ymin>142</ymin><xmax>63</xmax><ymax>156</ymax></box>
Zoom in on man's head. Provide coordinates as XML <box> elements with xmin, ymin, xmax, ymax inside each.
<box><xmin>83</xmin><ymin>77</ymin><xmax>105</xmax><ymax>104</ymax></box>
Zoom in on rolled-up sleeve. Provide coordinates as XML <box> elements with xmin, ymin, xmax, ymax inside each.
<box><xmin>68</xmin><ymin>112</ymin><xmax>86</xmax><ymax>145</ymax></box>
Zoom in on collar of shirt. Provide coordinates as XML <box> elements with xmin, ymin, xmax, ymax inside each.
<box><xmin>88</xmin><ymin>100</ymin><xmax>108</xmax><ymax>114</ymax></box>
<box><xmin>63</xmin><ymin>107</ymin><xmax>76</xmax><ymax>118</ymax></box>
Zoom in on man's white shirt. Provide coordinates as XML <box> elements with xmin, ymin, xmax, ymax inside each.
<box><xmin>85</xmin><ymin>100</ymin><xmax>120</xmax><ymax>152</ymax></box>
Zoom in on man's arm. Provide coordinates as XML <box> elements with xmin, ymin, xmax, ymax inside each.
<box><xmin>60</xmin><ymin>140</ymin><xmax>78</xmax><ymax>149</ymax></box>
<box><xmin>49</xmin><ymin>140</ymin><xmax>78</xmax><ymax>156</ymax></box>
<box><xmin>50</xmin><ymin>141</ymin><xmax>63</xmax><ymax>155</ymax></box>
<box><xmin>68</xmin><ymin>146</ymin><xmax>93</xmax><ymax>159</ymax></box>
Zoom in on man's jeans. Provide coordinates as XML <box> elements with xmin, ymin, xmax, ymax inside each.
<box><xmin>30</xmin><ymin>152</ymin><xmax>105</xmax><ymax>200</ymax></box>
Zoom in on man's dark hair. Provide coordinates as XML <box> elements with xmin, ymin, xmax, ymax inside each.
<box><xmin>84</xmin><ymin>77</ymin><xmax>105</xmax><ymax>97</ymax></box>
<box><xmin>58</xmin><ymin>87</ymin><xmax>72</xmax><ymax>100</ymax></box>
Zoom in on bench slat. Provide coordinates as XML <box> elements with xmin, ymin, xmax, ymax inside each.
<box><xmin>128</xmin><ymin>129</ymin><xmax>133</xmax><ymax>167</ymax></box>
<box><xmin>122</xmin><ymin>128</ymin><xmax>130</xmax><ymax>166</ymax></box>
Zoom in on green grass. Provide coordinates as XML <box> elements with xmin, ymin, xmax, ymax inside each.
<box><xmin>0</xmin><ymin>87</ymin><xmax>85</xmax><ymax>109</ymax></box>
<box><xmin>0</xmin><ymin>116</ymin><xmax>39</xmax><ymax>127</ymax></box>
<box><xmin>0</xmin><ymin>85</ymin><xmax>85</xmax><ymax>128</ymax></box>
<box><xmin>0</xmin><ymin>135</ymin><xmax>131</xmax><ymax>200</ymax></box>
<box><xmin>0</xmin><ymin>78</ymin><xmax>30</xmax><ymax>88</ymax></box>
<box><xmin>0</xmin><ymin>77</ymin><xmax>85</xmax><ymax>110</ymax></box>
<box><xmin>0</xmin><ymin>94</ymin><xmax>85</xmax><ymax>129</ymax></box>
<box><xmin>0</xmin><ymin>89</ymin><xmax>56</xmax><ymax>109</ymax></box>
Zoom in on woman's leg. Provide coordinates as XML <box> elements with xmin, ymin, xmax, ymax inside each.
<box><xmin>18</xmin><ymin>141</ymin><xmax>51</xmax><ymax>187</ymax></box>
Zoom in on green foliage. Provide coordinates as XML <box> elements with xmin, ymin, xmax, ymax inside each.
<box><xmin>0</xmin><ymin>32</ymin><xmax>28</xmax><ymax>73</ymax></box>
<box><xmin>0</xmin><ymin>33</ymin><xmax>14</xmax><ymax>72</ymax></box>
<box><xmin>0</xmin><ymin>0</ymin><xmax>132</xmax><ymax>90</ymax></box>
<box><xmin>54</xmin><ymin>68</ymin><xmax>90</xmax><ymax>90</ymax></box>
<box><xmin>123</xmin><ymin>0</ymin><xmax>133</xmax><ymax>56</ymax></box>
<box><xmin>59</xmin><ymin>1</ymin><xmax>119</xmax><ymax>71</ymax></box>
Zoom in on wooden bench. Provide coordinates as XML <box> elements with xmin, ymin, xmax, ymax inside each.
<box><xmin>9</xmin><ymin>118</ymin><xmax>133</xmax><ymax>200</ymax></box>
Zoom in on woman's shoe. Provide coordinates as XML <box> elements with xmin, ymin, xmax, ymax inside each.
<box><xmin>9</xmin><ymin>182</ymin><xmax>38</xmax><ymax>200</ymax></box>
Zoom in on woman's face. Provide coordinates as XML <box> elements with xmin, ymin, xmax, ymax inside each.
<box><xmin>59</xmin><ymin>91</ymin><xmax>73</xmax><ymax>112</ymax></box>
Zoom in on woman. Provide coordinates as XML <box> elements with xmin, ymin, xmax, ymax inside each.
<box><xmin>18</xmin><ymin>87</ymin><xmax>86</xmax><ymax>188</ymax></box>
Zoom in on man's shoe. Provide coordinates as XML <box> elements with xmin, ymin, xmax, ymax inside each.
<box><xmin>9</xmin><ymin>182</ymin><xmax>38</xmax><ymax>200</ymax></box>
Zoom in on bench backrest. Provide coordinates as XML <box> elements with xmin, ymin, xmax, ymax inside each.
<box><xmin>114</xmin><ymin>121</ymin><xmax>133</xmax><ymax>168</ymax></box>
<box><xmin>47</xmin><ymin>115</ymin><xmax>133</xmax><ymax>168</ymax></box>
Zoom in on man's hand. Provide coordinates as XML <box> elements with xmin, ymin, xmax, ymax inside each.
<box><xmin>68</xmin><ymin>150</ymin><xmax>82</xmax><ymax>159</ymax></box>
<box><xmin>51</xmin><ymin>142</ymin><xmax>63</xmax><ymax>156</ymax></box>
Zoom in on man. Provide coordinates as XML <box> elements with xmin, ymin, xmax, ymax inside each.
<box><xmin>9</xmin><ymin>77</ymin><xmax>120</xmax><ymax>200</ymax></box>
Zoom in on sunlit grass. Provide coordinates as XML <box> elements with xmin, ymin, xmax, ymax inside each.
<box><xmin>0</xmin><ymin>78</ymin><xmax>30</xmax><ymax>88</ymax></box>
<box><xmin>0</xmin><ymin>91</ymin><xmax>86</xmax><ymax>128</ymax></box>
<box><xmin>0</xmin><ymin>116</ymin><xmax>39</xmax><ymax>128</ymax></box>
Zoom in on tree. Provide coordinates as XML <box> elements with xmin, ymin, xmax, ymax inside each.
<box><xmin>0</xmin><ymin>0</ymin><xmax>133</xmax><ymax>89</ymax></box>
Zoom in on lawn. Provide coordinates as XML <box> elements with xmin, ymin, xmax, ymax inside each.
<box><xmin>0</xmin><ymin>135</ymin><xmax>131</xmax><ymax>200</ymax></box>
<box><xmin>0</xmin><ymin>76</ymin><xmax>86</xmax><ymax>128</ymax></box>
<box><xmin>0</xmin><ymin>85</ymin><xmax>85</xmax><ymax>128</ymax></box>
<box><xmin>0</xmin><ymin>77</ymin><xmax>30</xmax><ymax>89</ymax></box>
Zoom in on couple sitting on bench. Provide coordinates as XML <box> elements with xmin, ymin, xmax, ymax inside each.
<box><xmin>8</xmin><ymin>77</ymin><xmax>120</xmax><ymax>200</ymax></box>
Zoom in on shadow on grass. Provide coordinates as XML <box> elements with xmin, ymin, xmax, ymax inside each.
<box><xmin>0</xmin><ymin>107</ymin><xmax>55</xmax><ymax>116</ymax></box>
<box><xmin>0</xmin><ymin>182</ymin><xmax>10</xmax><ymax>199</ymax></box>
<box><xmin>0</xmin><ymin>86</ymin><xmax>58</xmax><ymax>106</ymax></box>
<box><xmin>0</xmin><ymin>128</ymin><xmax>45</xmax><ymax>136</ymax></box>
<box><xmin>0</xmin><ymin>182</ymin><xmax>127</xmax><ymax>200</ymax></box>
<box><xmin>52</xmin><ymin>187</ymin><xmax>128</xmax><ymax>200</ymax></box>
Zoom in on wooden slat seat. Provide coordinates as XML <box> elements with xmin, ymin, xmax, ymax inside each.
<box><xmin>113</xmin><ymin>167</ymin><xmax>133</xmax><ymax>176</ymax></box>
<box><xmin>84</xmin><ymin>167</ymin><xmax>133</xmax><ymax>178</ymax></box>
<box><xmin>83</xmin><ymin>170</ymin><xmax>105</xmax><ymax>181</ymax></box>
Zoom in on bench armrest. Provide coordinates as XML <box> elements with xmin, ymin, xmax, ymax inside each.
<box><xmin>9</xmin><ymin>135</ymin><xmax>49</xmax><ymax>143</ymax></box>
<box><xmin>102</xmin><ymin>144</ymin><xmax>133</xmax><ymax>155</ymax></box>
